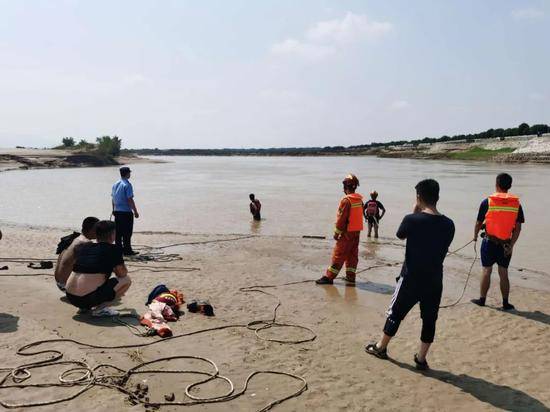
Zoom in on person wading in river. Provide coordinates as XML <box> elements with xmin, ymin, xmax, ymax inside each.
<box><xmin>249</xmin><ymin>193</ymin><xmax>262</xmax><ymax>221</ymax></box>
<box><xmin>364</xmin><ymin>191</ymin><xmax>386</xmax><ymax>238</ymax></box>
<box><xmin>316</xmin><ymin>174</ymin><xmax>364</xmax><ymax>286</ymax></box>
<box><xmin>471</xmin><ymin>173</ymin><xmax>524</xmax><ymax>310</ymax></box>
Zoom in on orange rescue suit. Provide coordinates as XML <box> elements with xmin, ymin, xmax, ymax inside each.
<box><xmin>485</xmin><ymin>192</ymin><xmax>520</xmax><ymax>241</ymax></box>
<box><xmin>326</xmin><ymin>193</ymin><xmax>364</xmax><ymax>280</ymax></box>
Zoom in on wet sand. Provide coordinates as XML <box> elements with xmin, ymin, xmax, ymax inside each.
<box><xmin>1</xmin><ymin>225</ymin><xmax>549</xmax><ymax>411</ymax></box>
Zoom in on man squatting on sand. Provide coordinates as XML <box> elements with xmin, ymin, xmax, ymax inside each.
<box><xmin>54</xmin><ymin>216</ymin><xmax>99</xmax><ymax>291</ymax></box>
<box><xmin>65</xmin><ymin>220</ymin><xmax>132</xmax><ymax>317</ymax></box>
<box><xmin>471</xmin><ymin>173</ymin><xmax>524</xmax><ymax>310</ymax></box>
<box><xmin>316</xmin><ymin>174</ymin><xmax>364</xmax><ymax>286</ymax></box>
<box><xmin>365</xmin><ymin>179</ymin><xmax>455</xmax><ymax>370</ymax></box>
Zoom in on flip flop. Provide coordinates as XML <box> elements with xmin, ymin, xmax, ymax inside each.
<box><xmin>365</xmin><ymin>343</ymin><xmax>388</xmax><ymax>359</ymax></box>
<box><xmin>414</xmin><ymin>354</ymin><xmax>429</xmax><ymax>370</ymax></box>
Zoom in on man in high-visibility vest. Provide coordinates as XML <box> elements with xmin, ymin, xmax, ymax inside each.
<box><xmin>472</xmin><ymin>173</ymin><xmax>524</xmax><ymax>310</ymax></box>
<box><xmin>316</xmin><ymin>174</ymin><xmax>364</xmax><ymax>286</ymax></box>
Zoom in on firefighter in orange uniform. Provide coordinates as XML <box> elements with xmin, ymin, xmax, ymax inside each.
<box><xmin>472</xmin><ymin>173</ymin><xmax>524</xmax><ymax>310</ymax></box>
<box><xmin>316</xmin><ymin>174</ymin><xmax>364</xmax><ymax>286</ymax></box>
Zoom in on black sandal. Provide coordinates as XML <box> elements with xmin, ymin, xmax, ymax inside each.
<box><xmin>365</xmin><ymin>343</ymin><xmax>388</xmax><ymax>359</ymax></box>
<box><xmin>414</xmin><ymin>354</ymin><xmax>429</xmax><ymax>370</ymax></box>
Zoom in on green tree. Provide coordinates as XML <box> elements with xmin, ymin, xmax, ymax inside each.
<box><xmin>75</xmin><ymin>139</ymin><xmax>94</xmax><ymax>150</ymax></box>
<box><xmin>62</xmin><ymin>137</ymin><xmax>75</xmax><ymax>147</ymax></box>
<box><xmin>518</xmin><ymin>123</ymin><xmax>530</xmax><ymax>135</ymax></box>
<box><xmin>96</xmin><ymin>135</ymin><xmax>122</xmax><ymax>157</ymax></box>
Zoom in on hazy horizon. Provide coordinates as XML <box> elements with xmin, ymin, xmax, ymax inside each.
<box><xmin>1</xmin><ymin>0</ymin><xmax>549</xmax><ymax>150</ymax></box>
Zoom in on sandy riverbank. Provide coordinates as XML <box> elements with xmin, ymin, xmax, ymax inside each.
<box><xmin>376</xmin><ymin>134</ymin><xmax>550</xmax><ymax>163</ymax></box>
<box><xmin>1</xmin><ymin>225</ymin><xmax>549</xmax><ymax>411</ymax></box>
<box><xmin>0</xmin><ymin>148</ymin><xmax>163</xmax><ymax>173</ymax></box>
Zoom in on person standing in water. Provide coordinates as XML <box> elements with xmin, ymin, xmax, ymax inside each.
<box><xmin>471</xmin><ymin>173</ymin><xmax>524</xmax><ymax>310</ymax></box>
<box><xmin>365</xmin><ymin>179</ymin><xmax>454</xmax><ymax>370</ymax></box>
<box><xmin>112</xmin><ymin>166</ymin><xmax>139</xmax><ymax>256</ymax></box>
<box><xmin>316</xmin><ymin>174</ymin><xmax>364</xmax><ymax>286</ymax></box>
<box><xmin>364</xmin><ymin>191</ymin><xmax>386</xmax><ymax>238</ymax></box>
<box><xmin>249</xmin><ymin>194</ymin><xmax>262</xmax><ymax>221</ymax></box>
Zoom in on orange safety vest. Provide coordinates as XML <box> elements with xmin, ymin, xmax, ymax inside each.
<box><xmin>346</xmin><ymin>193</ymin><xmax>364</xmax><ymax>232</ymax></box>
<box><xmin>485</xmin><ymin>192</ymin><xmax>520</xmax><ymax>241</ymax></box>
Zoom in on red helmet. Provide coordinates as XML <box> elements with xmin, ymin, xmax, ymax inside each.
<box><xmin>342</xmin><ymin>174</ymin><xmax>360</xmax><ymax>188</ymax></box>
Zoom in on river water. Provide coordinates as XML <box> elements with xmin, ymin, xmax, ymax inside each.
<box><xmin>0</xmin><ymin>156</ymin><xmax>548</xmax><ymax>273</ymax></box>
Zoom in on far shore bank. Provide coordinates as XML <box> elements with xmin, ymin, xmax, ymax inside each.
<box><xmin>0</xmin><ymin>148</ymin><xmax>164</xmax><ymax>173</ymax></box>
<box><xmin>3</xmin><ymin>133</ymin><xmax>550</xmax><ymax>174</ymax></box>
<box><xmin>128</xmin><ymin>133</ymin><xmax>550</xmax><ymax>164</ymax></box>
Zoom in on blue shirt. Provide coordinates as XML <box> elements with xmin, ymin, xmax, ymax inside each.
<box><xmin>112</xmin><ymin>179</ymin><xmax>134</xmax><ymax>212</ymax></box>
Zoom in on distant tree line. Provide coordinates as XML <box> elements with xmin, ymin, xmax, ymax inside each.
<box><xmin>127</xmin><ymin>122</ymin><xmax>549</xmax><ymax>156</ymax></box>
<box><xmin>351</xmin><ymin>122</ymin><xmax>549</xmax><ymax>149</ymax></box>
<box><xmin>59</xmin><ymin>136</ymin><xmax>121</xmax><ymax>157</ymax></box>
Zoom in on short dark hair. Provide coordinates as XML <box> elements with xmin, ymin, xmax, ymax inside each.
<box><xmin>95</xmin><ymin>220</ymin><xmax>116</xmax><ymax>242</ymax></box>
<box><xmin>81</xmin><ymin>216</ymin><xmax>99</xmax><ymax>234</ymax></box>
<box><xmin>415</xmin><ymin>179</ymin><xmax>440</xmax><ymax>206</ymax></box>
<box><xmin>249</xmin><ymin>193</ymin><xmax>255</xmax><ymax>200</ymax></box>
<box><xmin>119</xmin><ymin>166</ymin><xmax>131</xmax><ymax>178</ymax></box>
<box><xmin>496</xmin><ymin>173</ymin><xmax>513</xmax><ymax>191</ymax></box>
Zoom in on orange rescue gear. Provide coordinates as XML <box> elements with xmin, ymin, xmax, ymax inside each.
<box><xmin>346</xmin><ymin>193</ymin><xmax>364</xmax><ymax>232</ymax></box>
<box><xmin>334</xmin><ymin>194</ymin><xmax>364</xmax><ymax>235</ymax></box>
<box><xmin>484</xmin><ymin>192</ymin><xmax>520</xmax><ymax>241</ymax></box>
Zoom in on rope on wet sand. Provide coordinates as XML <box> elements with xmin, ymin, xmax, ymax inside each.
<box><xmin>0</xmin><ymin>283</ymin><xmax>314</xmax><ymax>410</ymax></box>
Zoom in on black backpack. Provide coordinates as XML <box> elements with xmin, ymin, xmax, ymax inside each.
<box><xmin>56</xmin><ymin>232</ymin><xmax>80</xmax><ymax>255</ymax></box>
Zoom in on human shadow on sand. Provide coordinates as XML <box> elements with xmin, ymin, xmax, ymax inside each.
<box><xmin>389</xmin><ymin>358</ymin><xmax>550</xmax><ymax>412</ymax></box>
<box><xmin>0</xmin><ymin>313</ymin><xmax>19</xmax><ymax>333</ymax></box>
<box><xmin>355</xmin><ymin>280</ymin><xmax>395</xmax><ymax>295</ymax></box>
<box><xmin>489</xmin><ymin>306</ymin><xmax>550</xmax><ymax>326</ymax></box>
<box><xmin>333</xmin><ymin>280</ymin><xmax>395</xmax><ymax>295</ymax></box>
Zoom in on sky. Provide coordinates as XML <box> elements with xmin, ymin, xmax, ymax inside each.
<box><xmin>0</xmin><ymin>0</ymin><xmax>549</xmax><ymax>149</ymax></box>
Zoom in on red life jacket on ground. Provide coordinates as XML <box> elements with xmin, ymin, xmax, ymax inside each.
<box><xmin>346</xmin><ymin>193</ymin><xmax>364</xmax><ymax>232</ymax></box>
<box><xmin>485</xmin><ymin>192</ymin><xmax>520</xmax><ymax>241</ymax></box>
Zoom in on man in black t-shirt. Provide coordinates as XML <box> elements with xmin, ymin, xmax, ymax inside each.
<box><xmin>366</xmin><ymin>179</ymin><xmax>455</xmax><ymax>370</ymax></box>
<box><xmin>65</xmin><ymin>220</ymin><xmax>132</xmax><ymax>316</ymax></box>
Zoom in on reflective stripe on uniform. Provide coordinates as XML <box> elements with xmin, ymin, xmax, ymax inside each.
<box><xmin>328</xmin><ymin>266</ymin><xmax>340</xmax><ymax>275</ymax></box>
<box><xmin>488</xmin><ymin>206</ymin><xmax>519</xmax><ymax>212</ymax></box>
<box><xmin>334</xmin><ymin>227</ymin><xmax>343</xmax><ymax>234</ymax></box>
<box><xmin>346</xmin><ymin>267</ymin><xmax>357</xmax><ymax>273</ymax></box>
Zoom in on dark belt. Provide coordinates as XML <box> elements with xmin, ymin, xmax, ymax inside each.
<box><xmin>485</xmin><ymin>234</ymin><xmax>511</xmax><ymax>245</ymax></box>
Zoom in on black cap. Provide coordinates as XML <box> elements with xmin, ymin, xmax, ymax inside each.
<box><xmin>119</xmin><ymin>166</ymin><xmax>131</xmax><ymax>174</ymax></box>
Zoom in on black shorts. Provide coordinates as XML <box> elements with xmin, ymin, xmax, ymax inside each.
<box><xmin>367</xmin><ymin>216</ymin><xmax>379</xmax><ymax>225</ymax></box>
<box><xmin>66</xmin><ymin>278</ymin><xmax>119</xmax><ymax>309</ymax></box>
<box><xmin>387</xmin><ymin>277</ymin><xmax>442</xmax><ymax>324</ymax></box>
<box><xmin>480</xmin><ymin>238</ymin><xmax>512</xmax><ymax>269</ymax></box>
